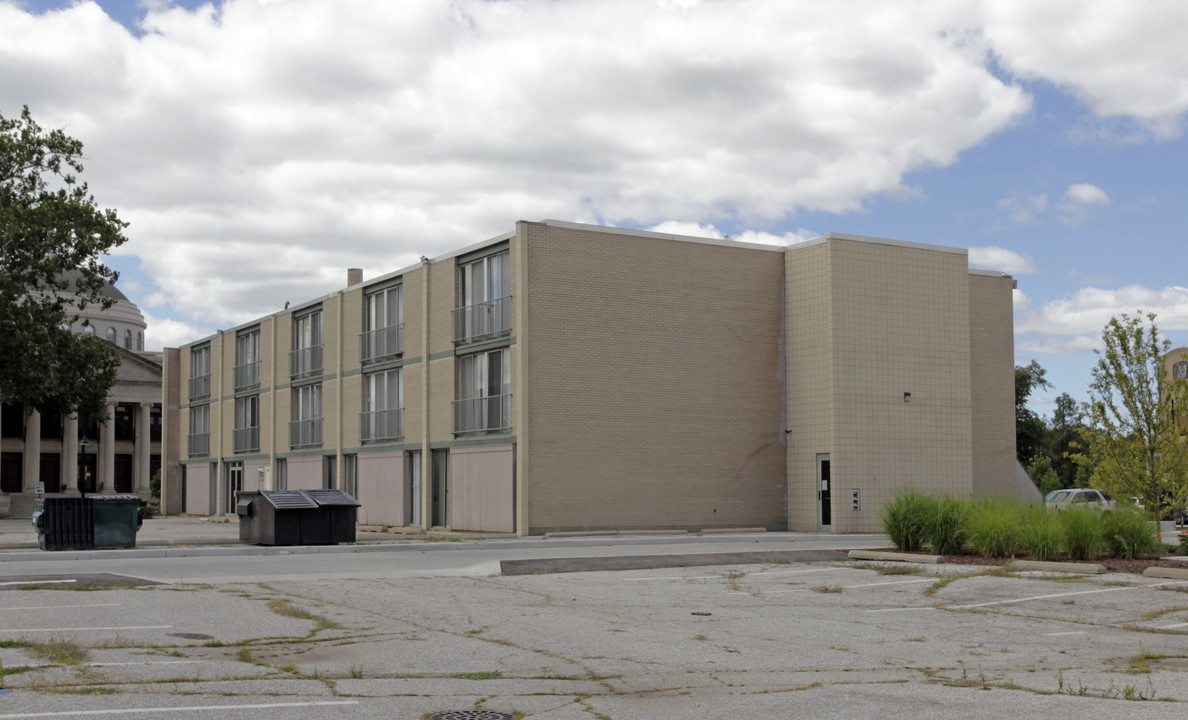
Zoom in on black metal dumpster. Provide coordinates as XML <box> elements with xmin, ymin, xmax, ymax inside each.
<box><xmin>91</xmin><ymin>494</ymin><xmax>143</xmax><ymax>548</ymax></box>
<box><xmin>235</xmin><ymin>489</ymin><xmax>360</xmax><ymax>546</ymax></box>
<box><xmin>303</xmin><ymin>489</ymin><xmax>361</xmax><ymax>544</ymax></box>
<box><xmin>32</xmin><ymin>497</ymin><xmax>94</xmax><ymax>551</ymax></box>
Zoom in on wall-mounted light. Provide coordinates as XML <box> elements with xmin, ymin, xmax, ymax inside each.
<box><xmin>903</xmin><ymin>392</ymin><xmax>912</xmax><ymax>403</ymax></box>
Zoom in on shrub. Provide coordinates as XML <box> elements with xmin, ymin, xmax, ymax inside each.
<box><xmin>964</xmin><ymin>498</ymin><xmax>1022</xmax><ymax>558</ymax></box>
<box><xmin>922</xmin><ymin>494</ymin><xmax>969</xmax><ymax>555</ymax></box>
<box><xmin>1103</xmin><ymin>506</ymin><xmax>1160</xmax><ymax>559</ymax></box>
<box><xmin>879</xmin><ymin>488</ymin><xmax>931</xmax><ymax>552</ymax></box>
<box><xmin>1019</xmin><ymin>504</ymin><xmax>1063</xmax><ymax>561</ymax></box>
<box><xmin>1059</xmin><ymin>506</ymin><xmax>1106</xmax><ymax>560</ymax></box>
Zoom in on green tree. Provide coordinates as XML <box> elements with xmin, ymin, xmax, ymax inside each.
<box><xmin>1015</xmin><ymin>360</ymin><xmax>1053</xmax><ymax>465</ymax></box>
<box><xmin>1077</xmin><ymin>312</ymin><xmax>1188</xmax><ymax>518</ymax></box>
<box><xmin>1048</xmin><ymin>392</ymin><xmax>1087</xmax><ymax>488</ymax></box>
<box><xmin>1</xmin><ymin>106</ymin><xmax>125</xmax><ymax>419</ymax></box>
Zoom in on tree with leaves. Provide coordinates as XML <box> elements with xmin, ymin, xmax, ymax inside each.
<box><xmin>1015</xmin><ymin>359</ymin><xmax>1053</xmax><ymax>466</ymax></box>
<box><xmin>1077</xmin><ymin>312</ymin><xmax>1188</xmax><ymax>518</ymax></box>
<box><xmin>1</xmin><ymin>105</ymin><xmax>126</xmax><ymax>419</ymax></box>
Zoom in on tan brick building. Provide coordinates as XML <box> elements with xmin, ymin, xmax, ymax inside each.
<box><xmin>161</xmin><ymin>220</ymin><xmax>1019</xmax><ymax>534</ymax></box>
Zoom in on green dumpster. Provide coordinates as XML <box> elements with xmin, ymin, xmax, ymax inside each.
<box><xmin>91</xmin><ymin>494</ymin><xmax>143</xmax><ymax>548</ymax></box>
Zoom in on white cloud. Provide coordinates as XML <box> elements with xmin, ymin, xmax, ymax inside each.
<box><xmin>141</xmin><ymin>311</ymin><xmax>215</xmax><ymax>352</ymax></box>
<box><xmin>983</xmin><ymin>1</ymin><xmax>1188</xmax><ymax>138</ymax></box>
<box><xmin>0</xmin><ymin>0</ymin><xmax>1033</xmax><ymax>332</ymax></box>
<box><xmin>1016</xmin><ymin>284</ymin><xmax>1188</xmax><ymax>342</ymax></box>
<box><xmin>1063</xmin><ymin>183</ymin><xmax>1109</xmax><ymax>205</ymax></box>
<box><xmin>646</xmin><ymin>221</ymin><xmax>817</xmax><ymax>247</ymax></box>
<box><xmin>968</xmin><ymin>246</ymin><xmax>1036</xmax><ymax>273</ymax></box>
<box><xmin>1013</xmin><ymin>288</ymin><xmax>1030</xmax><ymax>311</ymax></box>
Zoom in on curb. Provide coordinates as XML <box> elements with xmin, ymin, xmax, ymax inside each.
<box><xmin>1014</xmin><ymin>560</ymin><xmax>1105</xmax><ymax>574</ymax></box>
<box><xmin>1142</xmin><ymin>567</ymin><xmax>1188</xmax><ymax>580</ymax></box>
<box><xmin>848</xmin><ymin>550</ymin><xmax>944</xmax><ymax>564</ymax></box>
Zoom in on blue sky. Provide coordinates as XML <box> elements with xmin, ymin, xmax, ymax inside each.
<box><xmin>5</xmin><ymin>1</ymin><xmax>1188</xmax><ymax>415</ymax></box>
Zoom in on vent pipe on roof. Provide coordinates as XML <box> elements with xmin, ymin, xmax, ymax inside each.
<box><xmin>347</xmin><ymin>268</ymin><xmax>363</xmax><ymax>287</ymax></box>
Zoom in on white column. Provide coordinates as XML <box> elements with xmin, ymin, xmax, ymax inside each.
<box><xmin>136</xmin><ymin>402</ymin><xmax>151</xmax><ymax>496</ymax></box>
<box><xmin>23</xmin><ymin>410</ymin><xmax>41</xmax><ymax>492</ymax></box>
<box><xmin>63</xmin><ymin>415</ymin><xmax>79</xmax><ymax>493</ymax></box>
<box><xmin>100</xmin><ymin>402</ymin><xmax>116</xmax><ymax>494</ymax></box>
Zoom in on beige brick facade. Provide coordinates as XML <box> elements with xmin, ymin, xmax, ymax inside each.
<box><xmin>161</xmin><ymin>220</ymin><xmax>1020</xmax><ymax>535</ymax></box>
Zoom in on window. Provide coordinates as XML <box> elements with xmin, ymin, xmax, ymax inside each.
<box><xmin>1</xmin><ymin>403</ymin><xmax>23</xmax><ymax>438</ymax></box>
<box><xmin>234</xmin><ymin>328</ymin><xmax>261</xmax><ymax>391</ymax></box>
<box><xmin>453</xmin><ymin>348</ymin><xmax>510</xmax><ymax>435</ymax></box>
<box><xmin>0</xmin><ymin>452</ymin><xmax>21</xmax><ymax>493</ymax></box>
<box><xmin>290</xmin><ymin>383</ymin><xmax>322</xmax><ymax>448</ymax></box>
<box><xmin>1175</xmin><ymin>361</ymin><xmax>1188</xmax><ymax>380</ymax></box>
<box><xmin>123</xmin><ymin>329</ymin><xmax>132</xmax><ymax>349</ymax></box>
<box><xmin>234</xmin><ymin>395</ymin><xmax>259</xmax><ymax>453</ymax></box>
<box><xmin>361</xmin><ymin>368</ymin><xmax>403</xmax><ymax>442</ymax></box>
<box><xmin>150</xmin><ymin>405</ymin><xmax>162</xmax><ymax>443</ymax></box>
<box><xmin>189</xmin><ymin>345</ymin><xmax>211</xmax><ymax>400</ymax></box>
<box><xmin>39</xmin><ymin>408</ymin><xmax>62</xmax><ymax>440</ymax></box>
<box><xmin>188</xmin><ymin>404</ymin><xmax>210</xmax><ymax>457</ymax></box>
<box><xmin>136</xmin><ymin>332</ymin><xmax>143</xmax><ymax>351</ymax></box>
<box><xmin>114</xmin><ymin>403</ymin><xmax>135</xmax><ymax>442</ymax></box>
<box><xmin>84</xmin><ymin>325</ymin><xmax>95</xmax><ymax>336</ymax></box>
<box><xmin>453</xmin><ymin>250</ymin><xmax>510</xmax><ymax>343</ymax></box>
<box><xmin>360</xmin><ymin>284</ymin><xmax>403</xmax><ymax>363</ymax></box>
<box><xmin>290</xmin><ymin>310</ymin><xmax>323</xmax><ymax>379</ymax></box>
<box><xmin>105</xmin><ymin>327</ymin><xmax>117</xmax><ymax>343</ymax></box>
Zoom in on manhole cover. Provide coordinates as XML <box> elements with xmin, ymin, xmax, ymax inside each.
<box><xmin>430</xmin><ymin>712</ymin><xmax>514</xmax><ymax>720</ymax></box>
<box><xmin>168</xmin><ymin>633</ymin><xmax>214</xmax><ymax>640</ymax></box>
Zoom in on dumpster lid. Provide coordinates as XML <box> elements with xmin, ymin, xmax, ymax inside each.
<box><xmin>302</xmin><ymin>489</ymin><xmax>361</xmax><ymax>507</ymax></box>
<box><xmin>259</xmin><ymin>491</ymin><xmax>319</xmax><ymax>509</ymax></box>
<box><xmin>90</xmin><ymin>494</ymin><xmax>142</xmax><ymax>503</ymax></box>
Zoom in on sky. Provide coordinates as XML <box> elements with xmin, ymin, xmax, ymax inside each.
<box><xmin>3</xmin><ymin>0</ymin><xmax>1188</xmax><ymax>416</ymax></box>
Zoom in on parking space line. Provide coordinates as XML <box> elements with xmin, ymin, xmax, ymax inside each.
<box><xmin>0</xmin><ymin>626</ymin><xmax>172</xmax><ymax>633</ymax></box>
<box><xmin>89</xmin><ymin>661</ymin><xmax>205</xmax><ymax>667</ymax></box>
<box><xmin>0</xmin><ymin>700</ymin><xmax>359</xmax><ymax>718</ymax></box>
<box><xmin>1043</xmin><ymin>631</ymin><xmax>1088</xmax><ymax>636</ymax></box>
<box><xmin>625</xmin><ymin>568</ymin><xmax>831</xmax><ymax>582</ymax></box>
<box><xmin>0</xmin><ymin>580</ymin><xmax>76</xmax><ymax>587</ymax></box>
<box><xmin>732</xmin><ymin>578</ymin><xmax>933</xmax><ymax>595</ymax></box>
<box><xmin>842</xmin><ymin>578</ymin><xmax>934</xmax><ymax>590</ymax></box>
<box><xmin>951</xmin><ymin>580</ymin><xmax>1188</xmax><ymax>609</ymax></box>
<box><xmin>1157</xmin><ymin>622</ymin><xmax>1188</xmax><ymax>629</ymax></box>
<box><xmin>866</xmin><ymin>607</ymin><xmax>937</xmax><ymax>613</ymax></box>
<box><xmin>3</xmin><ymin>604</ymin><xmax>120</xmax><ymax>612</ymax></box>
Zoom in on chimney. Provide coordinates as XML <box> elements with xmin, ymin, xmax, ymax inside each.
<box><xmin>347</xmin><ymin>268</ymin><xmax>363</xmax><ymax>287</ymax></box>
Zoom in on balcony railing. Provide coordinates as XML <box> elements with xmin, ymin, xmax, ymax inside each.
<box><xmin>359</xmin><ymin>323</ymin><xmax>404</xmax><ymax>364</ymax></box>
<box><xmin>289</xmin><ymin>344</ymin><xmax>323</xmax><ymax>379</ymax></box>
<box><xmin>187</xmin><ymin>432</ymin><xmax>210</xmax><ymax>457</ymax></box>
<box><xmin>233</xmin><ymin>361</ymin><xmax>260</xmax><ymax>391</ymax></box>
<box><xmin>452</xmin><ymin>296</ymin><xmax>511</xmax><ymax>344</ymax></box>
<box><xmin>188</xmin><ymin>374</ymin><xmax>211</xmax><ymax>400</ymax></box>
<box><xmin>452</xmin><ymin>393</ymin><xmax>511</xmax><ymax>436</ymax></box>
<box><xmin>359</xmin><ymin>408</ymin><xmax>404</xmax><ymax>443</ymax></box>
<box><xmin>289</xmin><ymin>417</ymin><xmax>323</xmax><ymax>448</ymax></box>
<box><xmin>233</xmin><ymin>425</ymin><xmax>259</xmax><ymax>453</ymax></box>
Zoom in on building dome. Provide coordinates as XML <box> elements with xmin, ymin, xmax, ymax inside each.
<box><xmin>58</xmin><ymin>271</ymin><xmax>149</xmax><ymax>352</ymax></box>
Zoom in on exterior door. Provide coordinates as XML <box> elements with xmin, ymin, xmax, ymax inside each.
<box><xmin>431</xmin><ymin>449</ymin><xmax>449</xmax><ymax>528</ymax></box>
<box><xmin>817</xmin><ymin>454</ymin><xmax>832</xmax><ymax>531</ymax></box>
<box><xmin>227</xmin><ymin>462</ymin><xmax>243</xmax><ymax>514</ymax></box>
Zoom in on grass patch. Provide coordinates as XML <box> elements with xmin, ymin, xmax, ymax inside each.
<box><xmin>453</xmin><ymin>670</ymin><xmax>503</xmax><ymax>680</ymax></box>
<box><xmin>1020</xmin><ymin>504</ymin><xmax>1063</xmax><ymax>561</ymax></box>
<box><xmin>25</xmin><ymin>639</ymin><xmax>88</xmax><ymax>665</ymax></box>
<box><xmin>266</xmin><ymin>598</ymin><xmax>340</xmax><ymax>631</ymax></box>
<box><xmin>880</xmin><ymin>488</ymin><xmax>931</xmax><ymax>552</ymax></box>
<box><xmin>810</xmin><ymin>585</ymin><xmax>843</xmax><ymax>594</ymax></box>
<box><xmin>1060</xmin><ymin>506</ymin><xmax>1106</xmax><ymax>560</ymax></box>
<box><xmin>965</xmin><ymin>499</ymin><xmax>1022</xmax><ymax>557</ymax></box>
<box><xmin>924</xmin><ymin>576</ymin><xmax>957</xmax><ymax>597</ymax></box>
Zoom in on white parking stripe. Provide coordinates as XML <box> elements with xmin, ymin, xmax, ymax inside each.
<box><xmin>842</xmin><ymin>578</ymin><xmax>935</xmax><ymax>589</ymax></box>
<box><xmin>625</xmin><ymin>568</ymin><xmax>831</xmax><ymax>582</ymax></box>
<box><xmin>0</xmin><ymin>626</ymin><xmax>172</xmax><ymax>633</ymax></box>
<box><xmin>1043</xmin><ymin>631</ymin><xmax>1088</xmax><ymax>636</ymax></box>
<box><xmin>1157</xmin><ymin>622</ymin><xmax>1188</xmax><ymax>629</ymax></box>
<box><xmin>732</xmin><ymin>578</ymin><xmax>934</xmax><ymax>595</ymax></box>
<box><xmin>0</xmin><ymin>580</ymin><xmax>76</xmax><ymax>587</ymax></box>
<box><xmin>89</xmin><ymin>661</ymin><xmax>205</xmax><ymax>667</ymax></box>
<box><xmin>3</xmin><ymin>604</ymin><xmax>121</xmax><ymax>612</ymax></box>
<box><xmin>0</xmin><ymin>700</ymin><xmax>359</xmax><ymax>718</ymax></box>
<box><xmin>951</xmin><ymin>580</ymin><xmax>1188</xmax><ymax>609</ymax></box>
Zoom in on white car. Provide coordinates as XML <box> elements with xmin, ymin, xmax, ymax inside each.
<box><xmin>1044</xmin><ymin>488</ymin><xmax>1116</xmax><ymax>511</ymax></box>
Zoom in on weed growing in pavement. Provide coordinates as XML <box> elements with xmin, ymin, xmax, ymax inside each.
<box><xmin>453</xmin><ymin>670</ymin><xmax>502</xmax><ymax>680</ymax></box>
<box><xmin>25</xmin><ymin>639</ymin><xmax>87</xmax><ymax>665</ymax></box>
<box><xmin>810</xmin><ymin>585</ymin><xmax>842</xmax><ymax>594</ymax></box>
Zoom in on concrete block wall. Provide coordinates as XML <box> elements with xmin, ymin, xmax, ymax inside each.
<box><xmin>969</xmin><ymin>272</ymin><xmax>1017</xmax><ymax>498</ymax></box>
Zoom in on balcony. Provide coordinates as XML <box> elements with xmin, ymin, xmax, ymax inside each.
<box><xmin>188</xmin><ymin>374</ymin><xmax>211</xmax><ymax>400</ymax></box>
<box><xmin>289</xmin><ymin>417</ymin><xmax>323</xmax><ymax>448</ymax></box>
<box><xmin>289</xmin><ymin>344</ymin><xmax>323</xmax><ymax>379</ymax></box>
<box><xmin>233</xmin><ymin>361</ymin><xmax>260</xmax><ymax>391</ymax></box>
<box><xmin>359</xmin><ymin>323</ymin><xmax>404</xmax><ymax>365</ymax></box>
<box><xmin>452</xmin><ymin>393</ymin><xmax>511</xmax><ymax>436</ymax></box>
<box><xmin>187</xmin><ymin>432</ymin><xmax>210</xmax><ymax>457</ymax></box>
<box><xmin>233</xmin><ymin>425</ymin><xmax>259</xmax><ymax>453</ymax></box>
<box><xmin>452</xmin><ymin>296</ymin><xmax>510</xmax><ymax>345</ymax></box>
<box><xmin>359</xmin><ymin>408</ymin><xmax>404</xmax><ymax>443</ymax></box>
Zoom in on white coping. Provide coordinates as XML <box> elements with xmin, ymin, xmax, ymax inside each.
<box><xmin>178</xmin><ymin>219</ymin><xmax>1013</xmax><ymax>348</ymax></box>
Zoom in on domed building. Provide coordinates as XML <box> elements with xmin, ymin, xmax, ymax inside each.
<box><xmin>0</xmin><ymin>274</ymin><xmax>163</xmax><ymax>517</ymax></box>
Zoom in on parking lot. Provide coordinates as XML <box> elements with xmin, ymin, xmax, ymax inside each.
<box><xmin>1</xmin><ymin>555</ymin><xmax>1187</xmax><ymax>719</ymax></box>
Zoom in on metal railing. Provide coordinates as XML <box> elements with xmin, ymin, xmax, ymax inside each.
<box><xmin>359</xmin><ymin>323</ymin><xmax>404</xmax><ymax>364</ymax></box>
<box><xmin>289</xmin><ymin>417</ymin><xmax>323</xmax><ymax>448</ymax></box>
<box><xmin>359</xmin><ymin>408</ymin><xmax>404</xmax><ymax>443</ymax></box>
<box><xmin>188</xmin><ymin>374</ymin><xmax>211</xmax><ymax>400</ymax></box>
<box><xmin>233</xmin><ymin>425</ymin><xmax>259</xmax><ymax>453</ymax></box>
<box><xmin>187</xmin><ymin>432</ymin><xmax>210</xmax><ymax>457</ymax></box>
<box><xmin>289</xmin><ymin>344</ymin><xmax>323</xmax><ymax>379</ymax></box>
<box><xmin>452</xmin><ymin>296</ymin><xmax>511</xmax><ymax>344</ymax></box>
<box><xmin>233</xmin><ymin>361</ymin><xmax>260</xmax><ymax>391</ymax></box>
<box><xmin>452</xmin><ymin>393</ymin><xmax>511</xmax><ymax>435</ymax></box>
